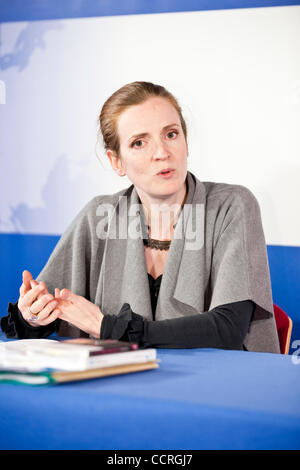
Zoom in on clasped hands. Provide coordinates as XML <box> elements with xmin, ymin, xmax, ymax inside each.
<box><xmin>18</xmin><ymin>270</ymin><xmax>103</xmax><ymax>339</ymax></box>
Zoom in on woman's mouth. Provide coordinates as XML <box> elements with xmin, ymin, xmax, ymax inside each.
<box><xmin>157</xmin><ymin>169</ymin><xmax>175</xmax><ymax>178</ymax></box>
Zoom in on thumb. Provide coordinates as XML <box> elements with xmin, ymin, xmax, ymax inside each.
<box><xmin>20</xmin><ymin>270</ymin><xmax>33</xmax><ymax>297</ymax></box>
<box><xmin>23</xmin><ymin>270</ymin><xmax>33</xmax><ymax>289</ymax></box>
<box><xmin>23</xmin><ymin>270</ymin><xmax>33</xmax><ymax>281</ymax></box>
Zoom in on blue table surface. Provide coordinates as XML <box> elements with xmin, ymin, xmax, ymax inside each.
<box><xmin>0</xmin><ymin>333</ymin><xmax>299</xmax><ymax>450</ymax></box>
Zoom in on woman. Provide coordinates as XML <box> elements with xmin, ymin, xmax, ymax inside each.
<box><xmin>1</xmin><ymin>82</ymin><xmax>280</xmax><ymax>352</ymax></box>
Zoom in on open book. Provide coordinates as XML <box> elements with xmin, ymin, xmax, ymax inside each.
<box><xmin>0</xmin><ymin>338</ymin><xmax>158</xmax><ymax>385</ymax></box>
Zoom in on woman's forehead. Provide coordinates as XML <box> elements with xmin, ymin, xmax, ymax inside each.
<box><xmin>117</xmin><ymin>97</ymin><xmax>181</xmax><ymax>138</ymax></box>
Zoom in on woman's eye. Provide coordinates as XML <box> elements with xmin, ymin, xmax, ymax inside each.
<box><xmin>132</xmin><ymin>140</ymin><xmax>144</xmax><ymax>148</ymax></box>
<box><xmin>167</xmin><ymin>130</ymin><xmax>178</xmax><ymax>139</ymax></box>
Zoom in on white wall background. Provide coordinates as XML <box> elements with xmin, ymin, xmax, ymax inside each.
<box><xmin>0</xmin><ymin>5</ymin><xmax>299</xmax><ymax>245</ymax></box>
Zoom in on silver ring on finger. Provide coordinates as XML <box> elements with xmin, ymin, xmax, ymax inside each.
<box><xmin>28</xmin><ymin>306</ymin><xmax>39</xmax><ymax>321</ymax></box>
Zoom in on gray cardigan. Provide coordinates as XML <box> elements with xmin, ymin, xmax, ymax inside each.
<box><xmin>37</xmin><ymin>171</ymin><xmax>280</xmax><ymax>353</ymax></box>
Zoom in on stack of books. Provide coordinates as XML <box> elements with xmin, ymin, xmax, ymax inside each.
<box><xmin>0</xmin><ymin>338</ymin><xmax>158</xmax><ymax>385</ymax></box>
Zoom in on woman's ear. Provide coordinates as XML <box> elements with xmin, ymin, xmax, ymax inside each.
<box><xmin>106</xmin><ymin>150</ymin><xmax>126</xmax><ymax>176</ymax></box>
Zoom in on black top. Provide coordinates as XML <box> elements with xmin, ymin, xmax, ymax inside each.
<box><xmin>148</xmin><ymin>273</ymin><xmax>162</xmax><ymax>320</ymax></box>
<box><xmin>1</xmin><ymin>274</ymin><xmax>254</xmax><ymax>350</ymax></box>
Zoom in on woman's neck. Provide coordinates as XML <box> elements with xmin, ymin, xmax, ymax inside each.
<box><xmin>137</xmin><ymin>183</ymin><xmax>187</xmax><ymax>240</ymax></box>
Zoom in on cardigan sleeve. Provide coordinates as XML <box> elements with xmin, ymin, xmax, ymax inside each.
<box><xmin>100</xmin><ymin>300</ymin><xmax>255</xmax><ymax>350</ymax></box>
<box><xmin>207</xmin><ymin>185</ymin><xmax>279</xmax><ymax>353</ymax></box>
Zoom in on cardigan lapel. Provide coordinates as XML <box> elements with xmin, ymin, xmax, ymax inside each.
<box><xmin>99</xmin><ymin>185</ymin><xmax>153</xmax><ymax>320</ymax></box>
<box><xmin>155</xmin><ymin>172</ymin><xmax>207</xmax><ymax>319</ymax></box>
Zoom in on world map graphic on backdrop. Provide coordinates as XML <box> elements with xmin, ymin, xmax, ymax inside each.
<box><xmin>8</xmin><ymin>155</ymin><xmax>95</xmax><ymax>234</ymax></box>
<box><xmin>0</xmin><ymin>21</ymin><xmax>62</xmax><ymax>71</ymax></box>
<box><xmin>0</xmin><ymin>20</ymin><xmax>109</xmax><ymax>234</ymax></box>
<box><xmin>0</xmin><ymin>22</ymin><xmax>68</xmax><ymax>233</ymax></box>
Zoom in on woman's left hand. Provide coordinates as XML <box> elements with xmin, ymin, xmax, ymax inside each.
<box><xmin>55</xmin><ymin>288</ymin><xmax>104</xmax><ymax>338</ymax></box>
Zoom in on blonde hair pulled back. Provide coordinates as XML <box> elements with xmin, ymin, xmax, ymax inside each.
<box><xmin>99</xmin><ymin>81</ymin><xmax>187</xmax><ymax>158</ymax></box>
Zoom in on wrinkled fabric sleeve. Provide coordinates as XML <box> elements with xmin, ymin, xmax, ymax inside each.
<box><xmin>100</xmin><ymin>301</ymin><xmax>255</xmax><ymax>350</ymax></box>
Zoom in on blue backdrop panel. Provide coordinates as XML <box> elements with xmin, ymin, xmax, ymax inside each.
<box><xmin>267</xmin><ymin>245</ymin><xmax>300</xmax><ymax>347</ymax></box>
<box><xmin>0</xmin><ymin>0</ymin><xmax>300</xmax><ymax>22</ymax></box>
<box><xmin>0</xmin><ymin>233</ymin><xmax>59</xmax><ymax>315</ymax></box>
<box><xmin>1</xmin><ymin>233</ymin><xmax>299</xmax><ymax>351</ymax></box>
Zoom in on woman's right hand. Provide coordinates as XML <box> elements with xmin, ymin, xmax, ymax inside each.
<box><xmin>18</xmin><ymin>270</ymin><xmax>61</xmax><ymax>327</ymax></box>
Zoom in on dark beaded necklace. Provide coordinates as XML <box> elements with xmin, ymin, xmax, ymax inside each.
<box><xmin>143</xmin><ymin>237</ymin><xmax>171</xmax><ymax>251</ymax></box>
<box><xmin>143</xmin><ymin>224</ymin><xmax>176</xmax><ymax>251</ymax></box>
<box><xmin>140</xmin><ymin>208</ymin><xmax>176</xmax><ymax>251</ymax></box>
<box><xmin>139</xmin><ymin>184</ymin><xmax>187</xmax><ymax>251</ymax></box>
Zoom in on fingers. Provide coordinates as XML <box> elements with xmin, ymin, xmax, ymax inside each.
<box><xmin>19</xmin><ymin>284</ymin><xmax>27</xmax><ymax>297</ymax></box>
<box><xmin>19</xmin><ymin>271</ymin><xmax>49</xmax><ymax>299</ymax></box>
<box><xmin>19</xmin><ymin>283</ymin><xmax>87</xmax><ymax>328</ymax></box>
<box><xmin>38</xmin><ymin>308</ymin><xmax>61</xmax><ymax>326</ymax></box>
<box><xmin>30</xmin><ymin>279</ymin><xmax>47</xmax><ymax>300</ymax></box>
<box><xmin>25</xmin><ymin>292</ymin><xmax>61</xmax><ymax>326</ymax></box>
<box><xmin>18</xmin><ymin>284</ymin><xmax>46</xmax><ymax>314</ymax></box>
<box><xmin>32</xmin><ymin>300</ymin><xmax>59</xmax><ymax>324</ymax></box>
<box><xmin>60</xmin><ymin>288</ymin><xmax>73</xmax><ymax>300</ymax></box>
<box><xmin>19</xmin><ymin>270</ymin><xmax>33</xmax><ymax>297</ymax></box>
<box><xmin>29</xmin><ymin>293</ymin><xmax>57</xmax><ymax>316</ymax></box>
<box><xmin>23</xmin><ymin>270</ymin><xmax>33</xmax><ymax>287</ymax></box>
<box><xmin>60</xmin><ymin>288</ymin><xmax>85</xmax><ymax>305</ymax></box>
<box><xmin>55</xmin><ymin>288</ymin><xmax>61</xmax><ymax>298</ymax></box>
<box><xmin>39</xmin><ymin>281</ymin><xmax>49</xmax><ymax>293</ymax></box>
<box><xmin>18</xmin><ymin>274</ymin><xmax>62</xmax><ymax>327</ymax></box>
<box><xmin>28</xmin><ymin>306</ymin><xmax>61</xmax><ymax>327</ymax></box>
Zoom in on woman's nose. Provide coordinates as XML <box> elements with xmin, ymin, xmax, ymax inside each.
<box><xmin>153</xmin><ymin>140</ymin><xmax>169</xmax><ymax>160</ymax></box>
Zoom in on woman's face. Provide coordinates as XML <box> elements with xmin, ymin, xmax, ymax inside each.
<box><xmin>107</xmin><ymin>97</ymin><xmax>188</xmax><ymax>202</ymax></box>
